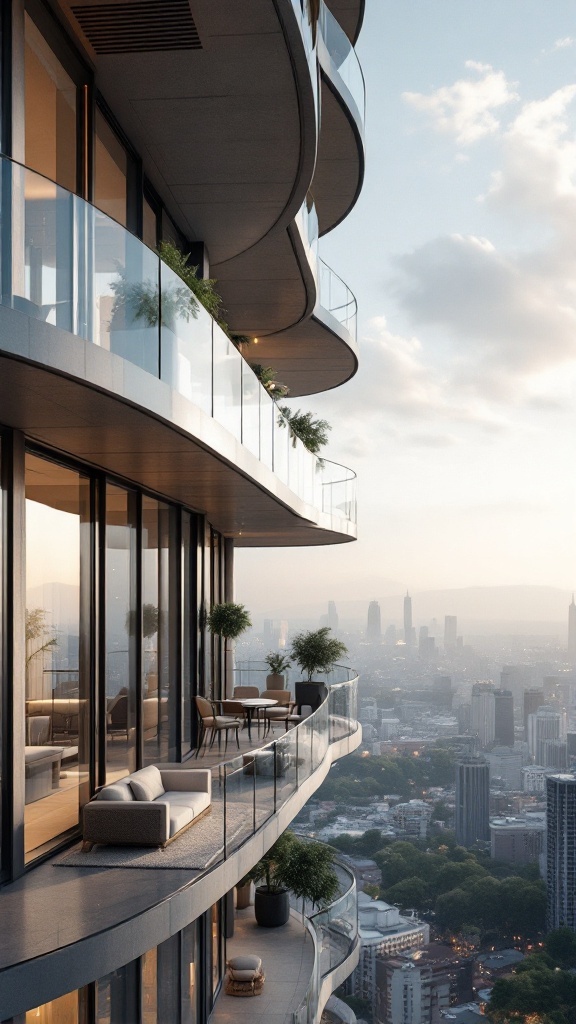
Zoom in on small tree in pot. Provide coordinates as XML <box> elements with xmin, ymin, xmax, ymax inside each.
<box><xmin>207</xmin><ymin>603</ymin><xmax>251</xmax><ymax>696</ymax></box>
<box><xmin>264</xmin><ymin>651</ymin><xmax>292</xmax><ymax>689</ymax></box>
<box><xmin>248</xmin><ymin>832</ymin><xmax>339</xmax><ymax>928</ymax></box>
<box><xmin>290</xmin><ymin>626</ymin><xmax>348</xmax><ymax>713</ymax></box>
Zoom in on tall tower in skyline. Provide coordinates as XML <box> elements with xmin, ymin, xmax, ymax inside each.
<box><xmin>366</xmin><ymin>601</ymin><xmax>381</xmax><ymax>643</ymax></box>
<box><xmin>327</xmin><ymin>601</ymin><xmax>339</xmax><ymax>632</ymax></box>
<box><xmin>444</xmin><ymin>615</ymin><xmax>457</xmax><ymax>651</ymax></box>
<box><xmin>568</xmin><ymin>595</ymin><xmax>576</xmax><ymax>663</ymax></box>
<box><xmin>546</xmin><ymin>773</ymin><xmax>576</xmax><ymax>931</ymax></box>
<box><xmin>470</xmin><ymin>682</ymin><xmax>495</xmax><ymax>749</ymax></box>
<box><xmin>404</xmin><ymin>590</ymin><xmax>414</xmax><ymax>645</ymax></box>
<box><xmin>455</xmin><ymin>757</ymin><xmax>490</xmax><ymax>848</ymax></box>
<box><xmin>494</xmin><ymin>689</ymin><xmax>514</xmax><ymax>747</ymax></box>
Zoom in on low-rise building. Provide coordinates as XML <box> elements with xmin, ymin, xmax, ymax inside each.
<box><xmin>489</xmin><ymin>814</ymin><xmax>546</xmax><ymax>865</ymax></box>
<box><xmin>352</xmin><ymin>893</ymin><xmax>430</xmax><ymax>1004</ymax></box>
<box><xmin>522</xmin><ymin>764</ymin><xmax>550</xmax><ymax>792</ymax></box>
<box><xmin>391</xmin><ymin>800</ymin><xmax>432</xmax><ymax>838</ymax></box>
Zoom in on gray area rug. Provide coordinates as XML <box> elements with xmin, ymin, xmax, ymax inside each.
<box><xmin>54</xmin><ymin>802</ymin><xmax>260</xmax><ymax>870</ymax></box>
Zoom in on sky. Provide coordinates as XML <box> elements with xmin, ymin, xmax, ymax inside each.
<box><xmin>236</xmin><ymin>2</ymin><xmax>576</xmax><ymax>620</ymax></box>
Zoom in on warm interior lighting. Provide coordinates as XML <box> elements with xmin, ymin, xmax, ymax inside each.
<box><xmin>189</xmin><ymin>963</ymin><xmax>195</xmax><ymax>990</ymax></box>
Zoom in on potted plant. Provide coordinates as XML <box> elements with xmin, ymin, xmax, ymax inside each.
<box><xmin>248</xmin><ymin>832</ymin><xmax>339</xmax><ymax>928</ymax></box>
<box><xmin>235</xmin><ymin>873</ymin><xmax>253</xmax><ymax>910</ymax></box>
<box><xmin>207</xmin><ymin>602</ymin><xmax>252</xmax><ymax>696</ymax></box>
<box><xmin>264</xmin><ymin>651</ymin><xmax>292</xmax><ymax>689</ymax></box>
<box><xmin>290</xmin><ymin>627</ymin><xmax>348</xmax><ymax>711</ymax></box>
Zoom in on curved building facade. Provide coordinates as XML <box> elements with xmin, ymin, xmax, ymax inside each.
<box><xmin>0</xmin><ymin>0</ymin><xmax>366</xmax><ymax>1019</ymax></box>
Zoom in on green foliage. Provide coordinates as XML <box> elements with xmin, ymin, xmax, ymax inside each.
<box><xmin>278</xmin><ymin>406</ymin><xmax>331</xmax><ymax>457</ymax></box>
<box><xmin>545</xmin><ymin>928</ymin><xmax>576</xmax><ymax>969</ymax></box>
<box><xmin>206</xmin><ymin>603</ymin><xmax>251</xmax><ymax>640</ymax></box>
<box><xmin>290</xmin><ymin>627</ymin><xmax>347</xmax><ymax>681</ymax></box>
<box><xmin>337</xmin><ymin>994</ymin><xmax>372</xmax><ymax>1024</ymax></box>
<box><xmin>25</xmin><ymin>608</ymin><xmax>58</xmax><ymax>666</ymax></box>
<box><xmin>487</xmin><ymin>949</ymin><xmax>576</xmax><ymax>1024</ymax></box>
<box><xmin>125</xmin><ymin>603</ymin><xmax>158</xmax><ymax>639</ymax></box>
<box><xmin>249</xmin><ymin>833</ymin><xmax>339</xmax><ymax>908</ymax></box>
<box><xmin>383</xmin><ymin>875</ymin><xmax>430</xmax><ymax>912</ymax></box>
<box><xmin>264</xmin><ymin>651</ymin><xmax>292</xmax><ymax>675</ymax></box>
<box><xmin>157</xmin><ymin>241</ymin><xmax>228</xmax><ymax>329</ymax></box>
<box><xmin>250</xmin><ymin>364</ymin><xmax>290</xmax><ymax>399</ymax></box>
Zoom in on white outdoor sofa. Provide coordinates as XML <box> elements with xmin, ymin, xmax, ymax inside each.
<box><xmin>82</xmin><ymin>765</ymin><xmax>211</xmax><ymax>850</ymax></box>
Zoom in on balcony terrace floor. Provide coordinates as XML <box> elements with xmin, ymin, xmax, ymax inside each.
<box><xmin>210</xmin><ymin>906</ymin><xmax>314</xmax><ymax>1024</ymax></box>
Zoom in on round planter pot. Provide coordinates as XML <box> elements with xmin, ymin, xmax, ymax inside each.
<box><xmin>254</xmin><ymin>887</ymin><xmax>290</xmax><ymax>928</ymax></box>
<box><xmin>236</xmin><ymin>881</ymin><xmax>252</xmax><ymax>910</ymax></box>
<box><xmin>266</xmin><ymin>673</ymin><xmax>285</xmax><ymax>690</ymax></box>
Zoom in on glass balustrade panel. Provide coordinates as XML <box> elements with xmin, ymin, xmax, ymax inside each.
<box><xmin>212</xmin><ymin>324</ymin><xmax>242</xmax><ymax>440</ymax></box>
<box><xmin>241</xmin><ymin>361</ymin><xmax>260</xmax><ymax>458</ymax></box>
<box><xmin>159</xmin><ymin>262</ymin><xmax>212</xmax><ymax>415</ymax></box>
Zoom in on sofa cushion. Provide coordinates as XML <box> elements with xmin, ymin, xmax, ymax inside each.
<box><xmin>168</xmin><ymin>804</ymin><xmax>194</xmax><ymax>837</ymax></box>
<box><xmin>129</xmin><ymin>765</ymin><xmax>165</xmax><ymax>802</ymax></box>
<box><xmin>98</xmin><ymin>782</ymin><xmax>134</xmax><ymax>802</ymax></box>
<box><xmin>157</xmin><ymin>791</ymin><xmax>211</xmax><ymax>818</ymax></box>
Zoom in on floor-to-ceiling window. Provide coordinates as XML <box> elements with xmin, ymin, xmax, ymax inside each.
<box><xmin>94</xmin><ymin>107</ymin><xmax>129</xmax><ymax>228</ymax></box>
<box><xmin>24</xmin><ymin>13</ymin><xmax>78</xmax><ymax>194</ymax></box>
<box><xmin>24</xmin><ymin>453</ymin><xmax>90</xmax><ymax>862</ymax></box>
<box><xmin>142</xmin><ymin>497</ymin><xmax>178</xmax><ymax>764</ymax></box>
<box><xmin>105</xmin><ymin>483</ymin><xmax>137</xmax><ymax>782</ymax></box>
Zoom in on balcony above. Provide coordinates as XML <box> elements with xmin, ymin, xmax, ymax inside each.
<box><xmin>0</xmin><ymin>157</ymin><xmax>357</xmax><ymax>545</ymax></box>
<box><xmin>0</xmin><ymin>674</ymin><xmax>361</xmax><ymax>1019</ymax></box>
<box><xmin>324</xmin><ymin>0</ymin><xmax>366</xmax><ymax>43</ymax></box>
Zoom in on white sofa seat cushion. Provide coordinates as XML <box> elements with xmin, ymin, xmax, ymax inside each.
<box><xmin>129</xmin><ymin>765</ymin><xmax>165</xmax><ymax>801</ymax></box>
<box><xmin>167</xmin><ymin>804</ymin><xmax>194</xmax><ymax>837</ymax></box>
<box><xmin>156</xmin><ymin>791</ymin><xmax>211</xmax><ymax>818</ymax></box>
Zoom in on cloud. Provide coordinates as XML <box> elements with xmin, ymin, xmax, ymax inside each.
<box><xmin>553</xmin><ymin>37</ymin><xmax>574</xmax><ymax>50</ymax></box>
<box><xmin>483</xmin><ymin>85</ymin><xmax>576</xmax><ymax>230</ymax></box>
<box><xmin>402</xmin><ymin>61</ymin><xmax>519</xmax><ymax>144</ymax></box>
<box><xmin>394</xmin><ymin>232</ymin><xmax>576</xmax><ymax>400</ymax></box>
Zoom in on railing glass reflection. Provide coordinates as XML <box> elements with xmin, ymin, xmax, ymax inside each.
<box><xmin>0</xmin><ymin>156</ymin><xmax>356</xmax><ymax>525</ymax></box>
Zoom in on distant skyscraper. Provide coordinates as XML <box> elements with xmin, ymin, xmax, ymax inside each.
<box><xmin>327</xmin><ymin>601</ymin><xmax>339</xmax><ymax>631</ymax></box>
<box><xmin>444</xmin><ymin>615</ymin><xmax>457</xmax><ymax>650</ymax></box>
<box><xmin>470</xmin><ymin>682</ymin><xmax>495</xmax><ymax>749</ymax></box>
<box><xmin>546</xmin><ymin>773</ymin><xmax>576</xmax><ymax>931</ymax></box>
<box><xmin>542</xmin><ymin>740</ymin><xmax>568</xmax><ymax>771</ymax></box>
<box><xmin>263</xmin><ymin>619</ymin><xmax>274</xmax><ymax>645</ymax></box>
<box><xmin>384</xmin><ymin>624</ymin><xmax>397</xmax><ymax>646</ymax></box>
<box><xmin>494</xmin><ymin>689</ymin><xmax>514</xmax><ymax>747</ymax></box>
<box><xmin>366</xmin><ymin>601</ymin><xmax>381</xmax><ymax>642</ymax></box>
<box><xmin>523</xmin><ymin>688</ymin><xmax>544</xmax><ymax>736</ymax></box>
<box><xmin>455</xmin><ymin>757</ymin><xmax>490</xmax><ymax>847</ymax></box>
<box><xmin>404</xmin><ymin>591</ymin><xmax>413</xmax><ymax>645</ymax></box>
<box><xmin>569</xmin><ymin>596</ymin><xmax>576</xmax><ymax>663</ymax></box>
<box><xmin>528</xmin><ymin>706</ymin><xmax>564</xmax><ymax>762</ymax></box>
<box><xmin>457</xmin><ymin>703</ymin><xmax>471</xmax><ymax>734</ymax></box>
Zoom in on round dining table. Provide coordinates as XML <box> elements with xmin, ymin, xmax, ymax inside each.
<box><xmin>237</xmin><ymin>697</ymin><xmax>277</xmax><ymax>742</ymax></box>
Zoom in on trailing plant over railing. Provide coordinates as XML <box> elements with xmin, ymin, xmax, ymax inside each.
<box><xmin>250</xmin><ymin>363</ymin><xmax>290</xmax><ymax>399</ymax></box>
<box><xmin>157</xmin><ymin>241</ymin><xmax>229</xmax><ymax>333</ymax></box>
<box><xmin>278</xmin><ymin>406</ymin><xmax>331</xmax><ymax>457</ymax></box>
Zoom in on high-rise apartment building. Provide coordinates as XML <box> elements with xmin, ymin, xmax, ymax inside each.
<box><xmin>0</xmin><ymin>1</ymin><xmax>366</xmax><ymax>1019</ymax></box>
<box><xmin>568</xmin><ymin>596</ymin><xmax>576</xmax><ymax>663</ymax></box>
<box><xmin>546</xmin><ymin>773</ymin><xmax>576</xmax><ymax>931</ymax></box>
<box><xmin>444</xmin><ymin>615</ymin><xmax>457</xmax><ymax>651</ymax></box>
<box><xmin>470</xmin><ymin>683</ymin><xmax>495</xmax><ymax>748</ymax></box>
<box><xmin>527</xmin><ymin>706</ymin><xmax>565</xmax><ymax>762</ymax></box>
<box><xmin>490</xmin><ymin>814</ymin><xmax>546</xmax><ymax>866</ymax></box>
<box><xmin>367</xmin><ymin>600</ymin><xmax>382</xmax><ymax>642</ymax></box>
<box><xmin>455</xmin><ymin>757</ymin><xmax>490</xmax><ymax>847</ymax></box>
<box><xmin>487</xmin><ymin>746</ymin><xmax>523</xmax><ymax>791</ymax></box>
<box><xmin>523</xmin><ymin>688</ymin><xmax>544</xmax><ymax>736</ymax></box>
<box><xmin>404</xmin><ymin>591</ymin><xmax>414</xmax><ymax>645</ymax></box>
<box><xmin>493</xmin><ymin>689</ymin><xmax>514</xmax><ymax>747</ymax></box>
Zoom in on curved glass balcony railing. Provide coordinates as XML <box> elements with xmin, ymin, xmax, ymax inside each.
<box><xmin>292</xmin><ymin>852</ymin><xmax>359</xmax><ymax>1024</ymax></box>
<box><xmin>318</xmin><ymin>258</ymin><xmax>357</xmax><ymax>341</ymax></box>
<box><xmin>0</xmin><ymin>156</ymin><xmax>356</xmax><ymax>526</ymax></box>
<box><xmin>295</xmin><ymin>195</ymin><xmax>357</xmax><ymax>346</ymax></box>
<box><xmin>318</xmin><ymin>2</ymin><xmax>366</xmax><ymax>123</ymax></box>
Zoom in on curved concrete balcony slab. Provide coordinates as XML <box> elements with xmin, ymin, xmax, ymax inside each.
<box><xmin>57</xmin><ymin>0</ymin><xmax>318</xmax><ymax>267</ymax></box>
<box><xmin>0</xmin><ymin>674</ymin><xmax>361</xmax><ymax>1018</ymax></box>
<box><xmin>0</xmin><ymin>158</ymin><xmax>356</xmax><ymax>545</ymax></box>
<box><xmin>313</xmin><ymin>3</ymin><xmax>366</xmax><ymax>235</ymax></box>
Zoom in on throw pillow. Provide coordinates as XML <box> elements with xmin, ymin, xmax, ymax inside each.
<box><xmin>129</xmin><ymin>765</ymin><xmax>165</xmax><ymax>802</ymax></box>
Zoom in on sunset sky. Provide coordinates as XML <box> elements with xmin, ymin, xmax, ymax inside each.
<box><xmin>236</xmin><ymin>2</ymin><xmax>576</xmax><ymax>619</ymax></box>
